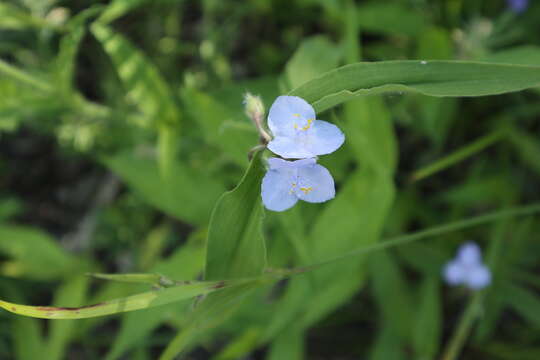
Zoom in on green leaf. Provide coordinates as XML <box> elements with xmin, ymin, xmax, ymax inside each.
<box><xmin>507</xmin><ymin>126</ymin><xmax>540</xmax><ymax>176</ymax></box>
<box><xmin>106</xmin><ymin>231</ymin><xmax>206</xmax><ymax>360</ymax></box>
<box><xmin>45</xmin><ymin>276</ymin><xmax>89</xmax><ymax>360</ymax></box>
<box><xmin>213</xmin><ymin>327</ymin><xmax>261</xmax><ymax>360</ymax></box>
<box><xmin>0</xmin><ymin>279</ymin><xmax>253</xmax><ymax>319</ymax></box>
<box><xmin>289</xmin><ymin>61</ymin><xmax>540</xmax><ymax>113</ymax></box>
<box><xmin>159</xmin><ymin>151</ymin><xmax>268</xmax><ymax>359</ymax></box>
<box><xmin>356</xmin><ymin>2</ymin><xmax>426</xmax><ymax>37</ymax></box>
<box><xmin>97</xmin><ymin>0</ymin><xmax>151</xmax><ymax>24</ymax></box>
<box><xmin>205</xmin><ymin>150</ymin><xmax>267</xmax><ymax>280</ymax></box>
<box><xmin>102</xmin><ymin>151</ymin><xmax>224</xmax><ymax>226</ymax></box>
<box><xmin>284</xmin><ymin>35</ymin><xmax>342</xmax><ymax>89</ymax></box>
<box><xmin>267</xmin><ymin>326</ymin><xmax>304</xmax><ymax>360</ymax></box>
<box><xmin>54</xmin><ymin>6</ymin><xmax>103</xmax><ymax>94</ymax></box>
<box><xmin>503</xmin><ymin>283</ymin><xmax>540</xmax><ymax>328</ymax></box>
<box><xmin>342</xmin><ymin>97</ymin><xmax>397</xmax><ymax>173</ymax></box>
<box><xmin>12</xmin><ymin>317</ymin><xmax>44</xmax><ymax>360</ymax></box>
<box><xmin>0</xmin><ymin>3</ymin><xmax>58</xmax><ymax>30</ymax></box>
<box><xmin>182</xmin><ymin>89</ymin><xmax>257</xmax><ymax>166</ymax></box>
<box><xmin>0</xmin><ymin>197</ymin><xmax>23</xmax><ymax>220</ymax></box>
<box><xmin>369</xmin><ymin>251</ymin><xmax>414</xmax><ymax>342</ymax></box>
<box><xmin>480</xmin><ymin>46</ymin><xmax>540</xmax><ymax>66</ymax></box>
<box><xmin>91</xmin><ymin>22</ymin><xmax>181</xmax><ymax>177</ymax></box>
<box><xmin>107</xmin><ymin>306</ymin><xmax>174</xmax><ymax>360</ymax></box>
<box><xmin>416</xmin><ymin>27</ymin><xmax>452</xmax><ymax>60</ymax></box>
<box><xmin>90</xmin><ymin>23</ymin><xmax>179</xmax><ymax>126</ymax></box>
<box><xmin>369</xmin><ymin>327</ymin><xmax>406</xmax><ymax>360</ymax></box>
<box><xmin>159</xmin><ymin>282</ymin><xmax>264</xmax><ymax>360</ymax></box>
<box><xmin>0</xmin><ymin>225</ymin><xmax>83</xmax><ymax>280</ymax></box>
<box><xmin>89</xmin><ymin>273</ymin><xmax>166</xmax><ymax>286</ymax></box>
<box><xmin>0</xmin><ymin>59</ymin><xmax>51</xmax><ymax>92</ymax></box>
<box><xmin>413</xmin><ymin>277</ymin><xmax>441</xmax><ymax>360</ymax></box>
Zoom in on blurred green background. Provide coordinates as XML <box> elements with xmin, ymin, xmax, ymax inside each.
<box><xmin>1</xmin><ymin>0</ymin><xmax>540</xmax><ymax>359</ymax></box>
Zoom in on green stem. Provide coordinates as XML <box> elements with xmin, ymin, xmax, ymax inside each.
<box><xmin>344</xmin><ymin>0</ymin><xmax>361</xmax><ymax>63</ymax></box>
<box><xmin>410</xmin><ymin>130</ymin><xmax>505</xmax><ymax>182</ymax></box>
<box><xmin>296</xmin><ymin>203</ymin><xmax>540</xmax><ymax>274</ymax></box>
<box><xmin>157</xmin><ymin>124</ymin><xmax>177</xmax><ymax>181</ymax></box>
<box><xmin>440</xmin><ymin>293</ymin><xmax>483</xmax><ymax>360</ymax></box>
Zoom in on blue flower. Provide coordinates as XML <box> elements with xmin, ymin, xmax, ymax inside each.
<box><xmin>507</xmin><ymin>0</ymin><xmax>529</xmax><ymax>13</ymax></box>
<box><xmin>267</xmin><ymin>96</ymin><xmax>345</xmax><ymax>159</ymax></box>
<box><xmin>443</xmin><ymin>242</ymin><xmax>491</xmax><ymax>290</ymax></box>
<box><xmin>261</xmin><ymin>157</ymin><xmax>335</xmax><ymax>212</ymax></box>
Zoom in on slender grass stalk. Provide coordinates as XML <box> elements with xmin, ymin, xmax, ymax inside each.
<box><xmin>410</xmin><ymin>130</ymin><xmax>505</xmax><ymax>182</ymax></box>
<box><xmin>296</xmin><ymin>203</ymin><xmax>540</xmax><ymax>274</ymax></box>
<box><xmin>440</xmin><ymin>293</ymin><xmax>483</xmax><ymax>360</ymax></box>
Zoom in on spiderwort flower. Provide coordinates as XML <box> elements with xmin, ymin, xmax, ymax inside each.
<box><xmin>267</xmin><ymin>96</ymin><xmax>345</xmax><ymax>159</ymax></box>
<box><xmin>507</xmin><ymin>0</ymin><xmax>529</xmax><ymax>13</ymax></box>
<box><xmin>443</xmin><ymin>242</ymin><xmax>491</xmax><ymax>290</ymax></box>
<box><xmin>261</xmin><ymin>157</ymin><xmax>335</xmax><ymax>212</ymax></box>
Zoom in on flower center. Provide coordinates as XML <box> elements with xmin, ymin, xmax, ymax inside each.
<box><xmin>292</xmin><ymin>114</ymin><xmax>313</xmax><ymax>131</ymax></box>
<box><xmin>289</xmin><ymin>182</ymin><xmax>296</xmax><ymax>194</ymax></box>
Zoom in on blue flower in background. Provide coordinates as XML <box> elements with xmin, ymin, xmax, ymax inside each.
<box><xmin>267</xmin><ymin>96</ymin><xmax>345</xmax><ymax>159</ymax></box>
<box><xmin>507</xmin><ymin>0</ymin><xmax>529</xmax><ymax>13</ymax></box>
<box><xmin>261</xmin><ymin>157</ymin><xmax>335</xmax><ymax>211</ymax></box>
<box><xmin>443</xmin><ymin>242</ymin><xmax>491</xmax><ymax>290</ymax></box>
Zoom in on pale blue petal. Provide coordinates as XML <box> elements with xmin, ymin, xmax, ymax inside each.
<box><xmin>261</xmin><ymin>168</ymin><xmax>298</xmax><ymax>212</ymax></box>
<box><xmin>291</xmin><ymin>158</ymin><xmax>317</xmax><ymax>167</ymax></box>
<box><xmin>295</xmin><ymin>163</ymin><xmax>335</xmax><ymax>203</ymax></box>
<box><xmin>268</xmin><ymin>96</ymin><xmax>316</xmax><ymax>137</ymax></box>
<box><xmin>267</xmin><ymin>157</ymin><xmax>291</xmax><ymax>170</ymax></box>
<box><xmin>268</xmin><ymin>136</ymin><xmax>315</xmax><ymax>159</ymax></box>
<box><xmin>268</xmin><ymin>157</ymin><xmax>316</xmax><ymax>170</ymax></box>
<box><xmin>457</xmin><ymin>242</ymin><xmax>482</xmax><ymax>266</ymax></box>
<box><xmin>443</xmin><ymin>260</ymin><xmax>465</xmax><ymax>285</ymax></box>
<box><xmin>465</xmin><ymin>264</ymin><xmax>491</xmax><ymax>290</ymax></box>
<box><xmin>306</xmin><ymin>120</ymin><xmax>345</xmax><ymax>156</ymax></box>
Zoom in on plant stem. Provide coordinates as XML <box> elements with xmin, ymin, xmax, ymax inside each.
<box><xmin>440</xmin><ymin>293</ymin><xmax>483</xmax><ymax>360</ymax></box>
<box><xmin>410</xmin><ymin>130</ymin><xmax>505</xmax><ymax>182</ymax></box>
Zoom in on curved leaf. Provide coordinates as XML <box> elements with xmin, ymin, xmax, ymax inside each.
<box><xmin>90</xmin><ymin>23</ymin><xmax>179</xmax><ymax>127</ymax></box>
<box><xmin>205</xmin><ymin>150</ymin><xmax>267</xmax><ymax>280</ymax></box>
<box><xmin>289</xmin><ymin>61</ymin><xmax>540</xmax><ymax>112</ymax></box>
<box><xmin>0</xmin><ymin>279</ymin><xmax>251</xmax><ymax>319</ymax></box>
<box><xmin>102</xmin><ymin>151</ymin><xmax>224</xmax><ymax>226</ymax></box>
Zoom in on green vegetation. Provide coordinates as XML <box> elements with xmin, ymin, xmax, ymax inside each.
<box><xmin>1</xmin><ymin>0</ymin><xmax>540</xmax><ymax>359</ymax></box>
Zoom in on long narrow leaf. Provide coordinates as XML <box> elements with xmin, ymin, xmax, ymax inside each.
<box><xmin>0</xmin><ymin>280</ymin><xmax>250</xmax><ymax>319</ymax></box>
<box><xmin>290</xmin><ymin>61</ymin><xmax>540</xmax><ymax>112</ymax></box>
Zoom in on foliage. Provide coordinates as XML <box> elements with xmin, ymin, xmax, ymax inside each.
<box><xmin>1</xmin><ymin>0</ymin><xmax>540</xmax><ymax>359</ymax></box>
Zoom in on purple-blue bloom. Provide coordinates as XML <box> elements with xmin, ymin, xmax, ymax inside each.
<box><xmin>507</xmin><ymin>0</ymin><xmax>529</xmax><ymax>13</ymax></box>
<box><xmin>261</xmin><ymin>157</ymin><xmax>335</xmax><ymax>212</ymax></box>
<box><xmin>443</xmin><ymin>242</ymin><xmax>491</xmax><ymax>290</ymax></box>
<box><xmin>267</xmin><ymin>96</ymin><xmax>345</xmax><ymax>159</ymax></box>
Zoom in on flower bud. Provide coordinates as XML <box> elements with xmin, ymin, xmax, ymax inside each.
<box><xmin>243</xmin><ymin>92</ymin><xmax>271</xmax><ymax>143</ymax></box>
<box><xmin>243</xmin><ymin>92</ymin><xmax>265</xmax><ymax>123</ymax></box>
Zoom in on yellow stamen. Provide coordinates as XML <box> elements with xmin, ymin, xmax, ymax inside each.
<box><xmin>300</xmin><ymin>186</ymin><xmax>313</xmax><ymax>194</ymax></box>
<box><xmin>293</xmin><ymin>118</ymin><xmax>313</xmax><ymax>131</ymax></box>
<box><xmin>301</xmin><ymin>118</ymin><xmax>313</xmax><ymax>131</ymax></box>
<box><xmin>293</xmin><ymin>113</ymin><xmax>300</xmax><ymax>117</ymax></box>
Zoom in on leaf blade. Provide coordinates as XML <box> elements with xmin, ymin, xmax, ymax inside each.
<box><xmin>205</xmin><ymin>150</ymin><xmax>267</xmax><ymax>280</ymax></box>
<box><xmin>0</xmin><ymin>280</ymin><xmax>244</xmax><ymax>319</ymax></box>
<box><xmin>290</xmin><ymin>61</ymin><xmax>540</xmax><ymax>112</ymax></box>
